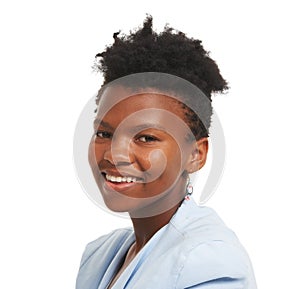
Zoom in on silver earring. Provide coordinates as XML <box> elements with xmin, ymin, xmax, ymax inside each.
<box><xmin>185</xmin><ymin>176</ymin><xmax>193</xmax><ymax>200</ymax></box>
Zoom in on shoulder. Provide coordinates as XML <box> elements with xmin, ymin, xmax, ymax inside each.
<box><xmin>79</xmin><ymin>227</ymin><xmax>133</xmax><ymax>268</ymax></box>
<box><xmin>176</xmin><ymin>239</ymin><xmax>250</xmax><ymax>286</ymax></box>
<box><xmin>170</xmin><ymin>199</ymin><xmax>239</xmax><ymax>245</ymax></box>
<box><xmin>76</xmin><ymin>228</ymin><xmax>135</xmax><ymax>289</ymax></box>
<box><xmin>166</xmin><ymin>199</ymin><xmax>256</xmax><ymax>288</ymax></box>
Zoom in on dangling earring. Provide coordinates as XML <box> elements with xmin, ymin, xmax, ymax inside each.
<box><xmin>185</xmin><ymin>176</ymin><xmax>193</xmax><ymax>200</ymax></box>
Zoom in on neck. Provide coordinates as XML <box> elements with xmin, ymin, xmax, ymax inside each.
<box><xmin>129</xmin><ymin>199</ymin><xmax>183</xmax><ymax>252</ymax></box>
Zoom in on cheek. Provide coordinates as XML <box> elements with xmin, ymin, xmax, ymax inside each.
<box><xmin>162</xmin><ymin>142</ymin><xmax>188</xmax><ymax>181</ymax></box>
<box><xmin>88</xmin><ymin>139</ymin><xmax>104</xmax><ymax>167</ymax></box>
<box><xmin>135</xmin><ymin>145</ymin><xmax>183</xmax><ymax>178</ymax></box>
<box><xmin>166</xmin><ymin>147</ymin><xmax>183</xmax><ymax>174</ymax></box>
<box><xmin>133</xmin><ymin>148</ymin><xmax>156</xmax><ymax>171</ymax></box>
<box><xmin>133</xmin><ymin>148</ymin><xmax>168</xmax><ymax>184</ymax></box>
<box><xmin>88</xmin><ymin>139</ymin><xmax>95</xmax><ymax>166</ymax></box>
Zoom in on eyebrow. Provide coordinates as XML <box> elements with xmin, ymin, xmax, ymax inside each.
<box><xmin>129</xmin><ymin>123</ymin><xmax>166</xmax><ymax>132</ymax></box>
<box><xmin>93</xmin><ymin>119</ymin><xmax>113</xmax><ymax>129</ymax></box>
<box><xmin>93</xmin><ymin>119</ymin><xmax>166</xmax><ymax>132</ymax></box>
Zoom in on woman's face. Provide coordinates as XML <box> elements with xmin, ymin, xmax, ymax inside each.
<box><xmin>88</xmin><ymin>87</ymin><xmax>207</xmax><ymax>217</ymax></box>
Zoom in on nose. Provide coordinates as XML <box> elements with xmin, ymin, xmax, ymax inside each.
<box><xmin>104</xmin><ymin>136</ymin><xmax>132</xmax><ymax>166</ymax></box>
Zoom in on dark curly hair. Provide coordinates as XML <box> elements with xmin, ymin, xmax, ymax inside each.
<box><xmin>94</xmin><ymin>16</ymin><xmax>228</xmax><ymax>139</ymax></box>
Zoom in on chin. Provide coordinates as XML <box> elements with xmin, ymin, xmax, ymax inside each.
<box><xmin>101</xmin><ymin>191</ymin><xmax>141</xmax><ymax>213</ymax></box>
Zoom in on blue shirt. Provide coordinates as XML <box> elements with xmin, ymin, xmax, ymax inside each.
<box><xmin>76</xmin><ymin>198</ymin><xmax>257</xmax><ymax>289</ymax></box>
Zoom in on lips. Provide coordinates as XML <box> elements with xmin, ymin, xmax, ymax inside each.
<box><xmin>105</xmin><ymin>174</ymin><xmax>143</xmax><ymax>183</ymax></box>
<box><xmin>100</xmin><ymin>172</ymin><xmax>144</xmax><ymax>193</ymax></box>
<box><xmin>101</xmin><ymin>168</ymin><xmax>145</xmax><ymax>183</ymax></box>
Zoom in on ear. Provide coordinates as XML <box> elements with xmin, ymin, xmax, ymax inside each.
<box><xmin>185</xmin><ymin>137</ymin><xmax>209</xmax><ymax>174</ymax></box>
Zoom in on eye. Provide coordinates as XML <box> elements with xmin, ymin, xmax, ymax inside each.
<box><xmin>95</xmin><ymin>131</ymin><xmax>112</xmax><ymax>139</ymax></box>
<box><xmin>137</xmin><ymin>135</ymin><xmax>158</xmax><ymax>143</ymax></box>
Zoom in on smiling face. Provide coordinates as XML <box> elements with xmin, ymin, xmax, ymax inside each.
<box><xmin>88</xmin><ymin>86</ymin><xmax>208</xmax><ymax>217</ymax></box>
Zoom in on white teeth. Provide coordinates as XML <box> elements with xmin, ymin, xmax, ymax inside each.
<box><xmin>105</xmin><ymin>174</ymin><xmax>140</xmax><ymax>183</ymax></box>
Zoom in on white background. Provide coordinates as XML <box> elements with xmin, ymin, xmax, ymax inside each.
<box><xmin>0</xmin><ymin>0</ymin><xmax>299</xmax><ymax>288</ymax></box>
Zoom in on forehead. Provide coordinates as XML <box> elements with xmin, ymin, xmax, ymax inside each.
<box><xmin>96</xmin><ymin>86</ymin><xmax>185</xmax><ymax>120</ymax></box>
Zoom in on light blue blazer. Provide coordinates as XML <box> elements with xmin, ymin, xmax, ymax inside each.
<box><xmin>76</xmin><ymin>198</ymin><xmax>257</xmax><ymax>289</ymax></box>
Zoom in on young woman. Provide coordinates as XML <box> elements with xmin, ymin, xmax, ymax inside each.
<box><xmin>76</xmin><ymin>16</ymin><xmax>257</xmax><ymax>289</ymax></box>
